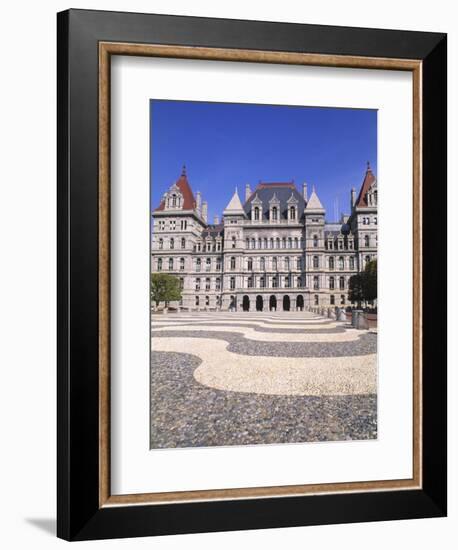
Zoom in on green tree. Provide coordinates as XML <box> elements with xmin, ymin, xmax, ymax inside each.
<box><xmin>348</xmin><ymin>273</ymin><xmax>364</xmax><ymax>308</ymax></box>
<box><xmin>362</xmin><ymin>259</ymin><xmax>377</xmax><ymax>304</ymax></box>
<box><xmin>151</xmin><ymin>273</ymin><xmax>182</xmax><ymax>308</ymax></box>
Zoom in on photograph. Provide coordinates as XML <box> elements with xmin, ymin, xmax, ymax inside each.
<box><xmin>150</xmin><ymin>100</ymin><xmax>378</xmax><ymax>449</ymax></box>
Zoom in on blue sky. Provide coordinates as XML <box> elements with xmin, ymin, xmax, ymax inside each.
<box><xmin>150</xmin><ymin>100</ymin><xmax>377</xmax><ymax>222</ymax></box>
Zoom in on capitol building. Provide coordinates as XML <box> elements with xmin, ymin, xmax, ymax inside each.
<box><xmin>151</xmin><ymin>164</ymin><xmax>377</xmax><ymax>312</ymax></box>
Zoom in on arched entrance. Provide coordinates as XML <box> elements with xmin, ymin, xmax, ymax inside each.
<box><xmin>242</xmin><ymin>295</ymin><xmax>250</xmax><ymax>312</ymax></box>
<box><xmin>283</xmin><ymin>295</ymin><xmax>290</xmax><ymax>312</ymax></box>
<box><xmin>256</xmin><ymin>295</ymin><xmax>263</xmax><ymax>311</ymax></box>
<box><xmin>296</xmin><ymin>295</ymin><xmax>304</xmax><ymax>311</ymax></box>
<box><xmin>269</xmin><ymin>295</ymin><xmax>277</xmax><ymax>311</ymax></box>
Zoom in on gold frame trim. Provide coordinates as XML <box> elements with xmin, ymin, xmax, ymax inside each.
<box><xmin>99</xmin><ymin>42</ymin><xmax>422</xmax><ymax>508</ymax></box>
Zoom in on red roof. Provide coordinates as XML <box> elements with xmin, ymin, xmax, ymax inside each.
<box><xmin>355</xmin><ymin>163</ymin><xmax>376</xmax><ymax>207</ymax></box>
<box><xmin>155</xmin><ymin>167</ymin><xmax>196</xmax><ymax>211</ymax></box>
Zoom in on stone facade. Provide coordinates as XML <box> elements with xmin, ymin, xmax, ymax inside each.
<box><xmin>151</xmin><ymin>164</ymin><xmax>378</xmax><ymax>311</ymax></box>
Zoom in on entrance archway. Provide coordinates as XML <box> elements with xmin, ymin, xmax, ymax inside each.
<box><xmin>242</xmin><ymin>295</ymin><xmax>250</xmax><ymax>312</ymax></box>
<box><xmin>296</xmin><ymin>295</ymin><xmax>304</xmax><ymax>311</ymax></box>
<box><xmin>269</xmin><ymin>295</ymin><xmax>277</xmax><ymax>311</ymax></box>
<box><xmin>283</xmin><ymin>295</ymin><xmax>290</xmax><ymax>311</ymax></box>
<box><xmin>256</xmin><ymin>295</ymin><xmax>263</xmax><ymax>311</ymax></box>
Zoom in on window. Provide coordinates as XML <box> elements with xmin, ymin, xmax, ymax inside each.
<box><xmin>365</xmin><ymin>255</ymin><xmax>371</xmax><ymax>266</ymax></box>
<box><xmin>260</xmin><ymin>276</ymin><xmax>265</xmax><ymax>288</ymax></box>
<box><xmin>179</xmin><ymin>258</ymin><xmax>185</xmax><ymax>271</ymax></box>
<box><xmin>168</xmin><ymin>258</ymin><xmax>173</xmax><ymax>270</ymax></box>
<box><xmin>365</xmin><ymin>235</ymin><xmax>370</xmax><ymax>247</ymax></box>
<box><xmin>258</xmin><ymin>238</ymin><xmax>262</xmax><ymax>249</ymax></box>
<box><xmin>313</xmin><ymin>234</ymin><xmax>318</xmax><ymax>248</ymax></box>
<box><xmin>341</xmin><ymin>294</ymin><xmax>346</xmax><ymax>305</ymax></box>
<box><xmin>313</xmin><ymin>275</ymin><xmax>319</xmax><ymax>290</ymax></box>
<box><xmin>296</xmin><ymin>257</ymin><xmax>301</xmax><ymax>270</ymax></box>
<box><xmin>247</xmin><ymin>258</ymin><xmax>253</xmax><ymax>270</ymax></box>
<box><xmin>264</xmin><ymin>238</ymin><xmax>268</xmax><ymax>249</ymax></box>
<box><xmin>197</xmin><ymin>242</ymin><xmax>201</xmax><ymax>252</ymax></box>
<box><xmin>170</xmin><ymin>220</ymin><xmax>176</xmax><ymax>230</ymax></box>
<box><xmin>215</xmin><ymin>277</ymin><xmax>221</xmax><ymax>291</ymax></box>
<box><xmin>272</xmin><ymin>207</ymin><xmax>278</xmax><ymax>221</ymax></box>
<box><xmin>314</xmin><ymin>294</ymin><xmax>319</xmax><ymax>305</ymax></box>
<box><xmin>207</xmin><ymin>242</ymin><xmax>211</xmax><ymax>252</ymax></box>
<box><xmin>276</xmin><ymin>238</ymin><xmax>280</xmax><ymax>249</ymax></box>
<box><xmin>171</xmin><ymin>194</ymin><xmax>177</xmax><ymax>207</ymax></box>
<box><xmin>260</xmin><ymin>257</ymin><xmax>265</xmax><ymax>270</ymax></box>
<box><xmin>158</xmin><ymin>220</ymin><xmax>165</xmax><ymax>231</ymax></box>
<box><xmin>289</xmin><ymin>206</ymin><xmax>296</xmax><ymax>220</ymax></box>
<box><xmin>329</xmin><ymin>256</ymin><xmax>335</xmax><ymax>270</ymax></box>
<box><xmin>170</xmin><ymin>238</ymin><xmax>174</xmax><ymax>250</ymax></box>
<box><xmin>216</xmin><ymin>258</ymin><xmax>222</xmax><ymax>270</ymax></box>
<box><xmin>205</xmin><ymin>295</ymin><xmax>210</xmax><ymax>306</ymax></box>
<box><xmin>246</xmin><ymin>238</ymin><xmax>250</xmax><ymax>249</ymax></box>
<box><xmin>206</xmin><ymin>258</ymin><xmax>211</xmax><ymax>271</ymax></box>
<box><xmin>270</xmin><ymin>238</ymin><xmax>274</xmax><ymax>249</ymax></box>
<box><xmin>284</xmin><ymin>275</ymin><xmax>290</xmax><ymax>288</ymax></box>
<box><xmin>195</xmin><ymin>296</ymin><xmax>199</xmax><ymax>306</ymax></box>
<box><xmin>297</xmin><ymin>276</ymin><xmax>302</xmax><ymax>287</ymax></box>
<box><xmin>313</xmin><ymin>256</ymin><xmax>319</xmax><ymax>269</ymax></box>
<box><xmin>205</xmin><ymin>278</ymin><xmax>211</xmax><ymax>290</ymax></box>
<box><xmin>272</xmin><ymin>276</ymin><xmax>278</xmax><ymax>288</ymax></box>
<box><xmin>196</xmin><ymin>258</ymin><xmax>201</xmax><ymax>272</ymax></box>
<box><xmin>339</xmin><ymin>256</ymin><xmax>344</xmax><ymax>270</ymax></box>
<box><xmin>330</xmin><ymin>295</ymin><xmax>335</xmax><ymax>305</ymax></box>
<box><xmin>181</xmin><ymin>237</ymin><xmax>186</xmax><ymax>249</ymax></box>
<box><xmin>272</xmin><ymin>257</ymin><xmax>277</xmax><ymax>270</ymax></box>
<box><xmin>288</xmin><ymin>237</ymin><xmax>292</xmax><ymax>248</ymax></box>
<box><xmin>374</xmin><ymin>216</ymin><xmax>378</xmax><ymax>225</ymax></box>
<box><xmin>158</xmin><ymin>238</ymin><xmax>163</xmax><ymax>250</ymax></box>
<box><xmin>180</xmin><ymin>220</ymin><xmax>187</xmax><ymax>230</ymax></box>
<box><xmin>251</xmin><ymin>238</ymin><xmax>256</xmax><ymax>249</ymax></box>
<box><xmin>254</xmin><ymin>207</ymin><xmax>260</xmax><ymax>220</ymax></box>
<box><xmin>157</xmin><ymin>258</ymin><xmax>162</xmax><ymax>271</ymax></box>
<box><xmin>247</xmin><ymin>276</ymin><xmax>253</xmax><ymax>288</ymax></box>
<box><xmin>216</xmin><ymin>295</ymin><xmax>221</xmax><ymax>306</ymax></box>
<box><xmin>230</xmin><ymin>277</ymin><xmax>235</xmax><ymax>290</ymax></box>
<box><xmin>329</xmin><ymin>276</ymin><xmax>335</xmax><ymax>290</ymax></box>
<box><xmin>339</xmin><ymin>276</ymin><xmax>345</xmax><ymax>290</ymax></box>
<box><xmin>232</xmin><ymin>236</ymin><xmax>236</xmax><ymax>248</ymax></box>
<box><xmin>230</xmin><ymin>257</ymin><xmax>236</xmax><ymax>270</ymax></box>
<box><xmin>349</xmin><ymin>257</ymin><xmax>355</xmax><ymax>270</ymax></box>
<box><xmin>285</xmin><ymin>257</ymin><xmax>290</xmax><ymax>270</ymax></box>
<box><xmin>294</xmin><ymin>237</ymin><xmax>299</xmax><ymax>248</ymax></box>
<box><xmin>179</xmin><ymin>278</ymin><xmax>184</xmax><ymax>290</ymax></box>
<box><xmin>195</xmin><ymin>278</ymin><xmax>201</xmax><ymax>291</ymax></box>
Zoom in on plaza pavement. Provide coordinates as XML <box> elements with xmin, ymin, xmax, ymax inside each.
<box><xmin>151</xmin><ymin>311</ymin><xmax>377</xmax><ymax>448</ymax></box>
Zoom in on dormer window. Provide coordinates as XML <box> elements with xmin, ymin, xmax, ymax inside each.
<box><xmin>254</xmin><ymin>207</ymin><xmax>260</xmax><ymax>221</ymax></box>
<box><xmin>289</xmin><ymin>206</ymin><xmax>296</xmax><ymax>220</ymax></box>
<box><xmin>272</xmin><ymin>207</ymin><xmax>278</xmax><ymax>221</ymax></box>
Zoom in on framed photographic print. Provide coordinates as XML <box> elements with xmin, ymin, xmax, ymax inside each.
<box><xmin>57</xmin><ymin>9</ymin><xmax>447</xmax><ymax>541</ymax></box>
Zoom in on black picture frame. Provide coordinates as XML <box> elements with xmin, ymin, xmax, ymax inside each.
<box><xmin>57</xmin><ymin>8</ymin><xmax>447</xmax><ymax>541</ymax></box>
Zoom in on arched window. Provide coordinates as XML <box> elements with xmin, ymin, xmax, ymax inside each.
<box><xmin>230</xmin><ymin>277</ymin><xmax>235</xmax><ymax>290</ymax></box>
<box><xmin>290</xmin><ymin>206</ymin><xmax>296</xmax><ymax>220</ymax></box>
<box><xmin>314</xmin><ymin>294</ymin><xmax>319</xmax><ymax>305</ymax></box>
<box><xmin>272</xmin><ymin>276</ymin><xmax>278</xmax><ymax>288</ymax></box>
<box><xmin>230</xmin><ymin>257</ymin><xmax>236</xmax><ymax>270</ymax></box>
<box><xmin>206</xmin><ymin>258</ymin><xmax>211</xmax><ymax>271</ymax></box>
<box><xmin>247</xmin><ymin>276</ymin><xmax>253</xmax><ymax>288</ymax></box>
<box><xmin>294</xmin><ymin>237</ymin><xmax>299</xmax><ymax>248</ymax></box>
<box><xmin>157</xmin><ymin>258</ymin><xmax>162</xmax><ymax>271</ymax></box>
<box><xmin>172</xmin><ymin>194</ymin><xmax>177</xmax><ymax>207</ymax></box>
<box><xmin>215</xmin><ymin>277</ymin><xmax>221</xmax><ymax>290</ymax></box>
<box><xmin>339</xmin><ymin>276</ymin><xmax>345</xmax><ymax>289</ymax></box>
<box><xmin>246</xmin><ymin>238</ymin><xmax>250</xmax><ymax>249</ymax></box>
<box><xmin>179</xmin><ymin>258</ymin><xmax>185</xmax><ymax>271</ymax></box>
<box><xmin>313</xmin><ymin>275</ymin><xmax>319</xmax><ymax>289</ymax></box>
<box><xmin>297</xmin><ymin>276</ymin><xmax>302</xmax><ymax>287</ymax></box>
<box><xmin>285</xmin><ymin>257</ymin><xmax>290</xmax><ymax>270</ymax></box>
<box><xmin>254</xmin><ymin>207</ymin><xmax>260</xmax><ymax>220</ymax></box>
<box><xmin>313</xmin><ymin>256</ymin><xmax>319</xmax><ymax>268</ymax></box>
<box><xmin>170</xmin><ymin>238</ymin><xmax>174</xmax><ymax>250</ymax></box>
<box><xmin>263</xmin><ymin>238</ymin><xmax>268</xmax><ymax>249</ymax></box>
<box><xmin>282</xmin><ymin>237</ymin><xmax>287</xmax><ymax>249</ymax></box>
<box><xmin>205</xmin><ymin>296</ymin><xmax>210</xmax><ymax>306</ymax></box>
<box><xmin>270</xmin><ymin>238</ymin><xmax>274</xmax><ymax>249</ymax></box>
<box><xmin>288</xmin><ymin>237</ymin><xmax>292</xmax><ymax>248</ymax></box>
<box><xmin>284</xmin><ymin>275</ymin><xmax>291</xmax><ymax>288</ymax></box>
<box><xmin>158</xmin><ymin>238</ymin><xmax>163</xmax><ymax>250</ymax></box>
<box><xmin>365</xmin><ymin>255</ymin><xmax>371</xmax><ymax>266</ymax></box>
<box><xmin>349</xmin><ymin>257</ymin><xmax>355</xmax><ymax>270</ymax></box>
<box><xmin>329</xmin><ymin>276</ymin><xmax>335</xmax><ymax>290</ymax></box>
<box><xmin>179</xmin><ymin>278</ymin><xmax>184</xmax><ymax>290</ymax></box>
<box><xmin>195</xmin><ymin>296</ymin><xmax>199</xmax><ymax>306</ymax></box>
<box><xmin>329</xmin><ymin>257</ymin><xmax>335</xmax><ymax>270</ymax></box>
<box><xmin>365</xmin><ymin>235</ymin><xmax>370</xmax><ymax>247</ymax></box>
<box><xmin>260</xmin><ymin>257</ymin><xmax>265</xmax><ymax>270</ymax></box>
<box><xmin>168</xmin><ymin>258</ymin><xmax>174</xmax><ymax>270</ymax></box>
<box><xmin>205</xmin><ymin>278</ymin><xmax>211</xmax><ymax>290</ymax></box>
<box><xmin>232</xmin><ymin>236</ymin><xmax>236</xmax><ymax>249</ymax></box>
<box><xmin>276</xmin><ymin>237</ymin><xmax>280</xmax><ymax>249</ymax></box>
<box><xmin>258</xmin><ymin>238</ymin><xmax>262</xmax><ymax>249</ymax></box>
<box><xmin>339</xmin><ymin>256</ymin><xmax>345</xmax><ymax>270</ymax></box>
<box><xmin>340</xmin><ymin>295</ymin><xmax>346</xmax><ymax>305</ymax></box>
<box><xmin>313</xmin><ymin>234</ymin><xmax>318</xmax><ymax>248</ymax></box>
<box><xmin>247</xmin><ymin>258</ymin><xmax>253</xmax><ymax>270</ymax></box>
<box><xmin>272</xmin><ymin>207</ymin><xmax>278</xmax><ymax>221</ymax></box>
<box><xmin>260</xmin><ymin>276</ymin><xmax>265</xmax><ymax>288</ymax></box>
<box><xmin>272</xmin><ymin>257</ymin><xmax>278</xmax><ymax>270</ymax></box>
<box><xmin>196</xmin><ymin>258</ymin><xmax>201</xmax><ymax>271</ymax></box>
<box><xmin>250</xmin><ymin>238</ymin><xmax>255</xmax><ymax>249</ymax></box>
<box><xmin>181</xmin><ymin>237</ymin><xmax>186</xmax><ymax>249</ymax></box>
<box><xmin>296</xmin><ymin>257</ymin><xmax>301</xmax><ymax>270</ymax></box>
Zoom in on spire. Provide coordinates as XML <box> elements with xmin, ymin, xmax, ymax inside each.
<box><xmin>181</xmin><ymin>164</ymin><xmax>187</xmax><ymax>176</ymax></box>
<box><xmin>223</xmin><ymin>187</ymin><xmax>245</xmax><ymax>215</ymax></box>
<box><xmin>305</xmin><ymin>186</ymin><xmax>324</xmax><ymax>210</ymax></box>
<box><xmin>355</xmin><ymin>163</ymin><xmax>377</xmax><ymax>207</ymax></box>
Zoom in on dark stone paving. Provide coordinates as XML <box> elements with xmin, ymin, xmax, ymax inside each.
<box><xmin>152</xmin><ymin>330</ymin><xmax>377</xmax><ymax>357</ymax></box>
<box><xmin>150</xmin><ymin>351</ymin><xmax>377</xmax><ymax>449</ymax></box>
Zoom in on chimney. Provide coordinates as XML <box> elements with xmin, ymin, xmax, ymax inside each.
<box><xmin>302</xmin><ymin>182</ymin><xmax>308</xmax><ymax>201</ymax></box>
<box><xmin>213</xmin><ymin>215</ymin><xmax>219</xmax><ymax>225</ymax></box>
<box><xmin>245</xmin><ymin>183</ymin><xmax>252</xmax><ymax>202</ymax></box>
<box><xmin>196</xmin><ymin>191</ymin><xmax>202</xmax><ymax>213</ymax></box>
<box><xmin>351</xmin><ymin>187</ymin><xmax>356</xmax><ymax>209</ymax></box>
<box><xmin>202</xmin><ymin>201</ymin><xmax>208</xmax><ymax>223</ymax></box>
